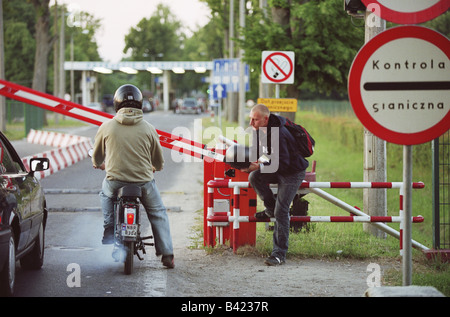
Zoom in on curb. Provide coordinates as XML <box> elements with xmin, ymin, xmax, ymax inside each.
<box><xmin>21</xmin><ymin>129</ymin><xmax>93</xmax><ymax>180</ymax></box>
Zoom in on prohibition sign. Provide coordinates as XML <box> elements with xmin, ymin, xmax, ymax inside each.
<box><xmin>361</xmin><ymin>0</ymin><xmax>450</xmax><ymax>24</ymax></box>
<box><xmin>261</xmin><ymin>51</ymin><xmax>294</xmax><ymax>84</ymax></box>
<box><xmin>348</xmin><ymin>26</ymin><xmax>450</xmax><ymax>145</ymax></box>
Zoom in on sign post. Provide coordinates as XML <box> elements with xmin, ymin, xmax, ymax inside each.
<box><xmin>348</xmin><ymin>26</ymin><xmax>450</xmax><ymax>285</ymax></box>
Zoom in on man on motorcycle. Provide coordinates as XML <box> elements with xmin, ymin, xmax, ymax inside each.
<box><xmin>91</xmin><ymin>84</ymin><xmax>174</xmax><ymax>269</ymax></box>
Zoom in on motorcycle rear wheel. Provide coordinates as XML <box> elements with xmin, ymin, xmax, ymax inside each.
<box><xmin>124</xmin><ymin>241</ymin><xmax>134</xmax><ymax>275</ymax></box>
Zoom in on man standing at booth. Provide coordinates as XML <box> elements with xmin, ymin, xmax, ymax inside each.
<box><xmin>241</xmin><ymin>104</ymin><xmax>308</xmax><ymax>266</ymax></box>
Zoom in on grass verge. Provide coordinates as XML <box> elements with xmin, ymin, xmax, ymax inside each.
<box><xmin>4</xmin><ymin>118</ymin><xmax>88</xmax><ymax>141</ymax></box>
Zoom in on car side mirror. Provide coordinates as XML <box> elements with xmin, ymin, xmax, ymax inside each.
<box><xmin>29</xmin><ymin>158</ymin><xmax>50</xmax><ymax>172</ymax></box>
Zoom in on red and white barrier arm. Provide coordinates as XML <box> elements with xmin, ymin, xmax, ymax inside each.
<box><xmin>207</xmin><ymin>215</ymin><xmax>424</xmax><ymax>223</ymax></box>
<box><xmin>301</xmin><ymin>182</ymin><xmax>425</xmax><ymax>189</ymax></box>
<box><xmin>207</xmin><ymin>179</ymin><xmax>425</xmax><ymax>189</ymax></box>
<box><xmin>0</xmin><ymin>79</ymin><xmax>111</xmax><ymax>125</ymax></box>
<box><xmin>0</xmin><ymin>79</ymin><xmax>224</xmax><ymax>162</ymax></box>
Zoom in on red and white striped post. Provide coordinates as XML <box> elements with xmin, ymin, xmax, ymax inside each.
<box><xmin>232</xmin><ymin>185</ymin><xmax>240</xmax><ymax>252</ymax></box>
<box><xmin>206</xmin><ymin>186</ymin><xmax>215</xmax><ymax>247</ymax></box>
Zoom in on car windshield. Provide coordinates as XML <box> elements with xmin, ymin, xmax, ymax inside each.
<box><xmin>184</xmin><ymin>99</ymin><xmax>196</xmax><ymax>107</ymax></box>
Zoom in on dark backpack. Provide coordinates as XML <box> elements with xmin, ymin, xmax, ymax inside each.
<box><xmin>284</xmin><ymin>118</ymin><xmax>315</xmax><ymax>157</ymax></box>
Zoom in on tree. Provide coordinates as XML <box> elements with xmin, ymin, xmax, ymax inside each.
<box><xmin>179</xmin><ymin>17</ymin><xmax>224</xmax><ymax>95</ymax></box>
<box><xmin>200</xmin><ymin>0</ymin><xmax>231</xmax><ymax>57</ymax></box>
<box><xmin>3</xmin><ymin>0</ymin><xmax>101</xmax><ymax>93</ymax></box>
<box><xmin>123</xmin><ymin>3</ymin><xmax>186</xmax><ymax>92</ymax></box>
<box><xmin>123</xmin><ymin>4</ymin><xmax>184</xmax><ymax>61</ymax></box>
<box><xmin>182</xmin><ymin>17</ymin><xmax>224</xmax><ymax>61</ymax></box>
<box><xmin>31</xmin><ymin>0</ymin><xmax>55</xmax><ymax>93</ymax></box>
<box><xmin>424</xmin><ymin>10</ymin><xmax>450</xmax><ymax>37</ymax></box>
<box><xmin>4</xmin><ymin>22</ymin><xmax>35</xmax><ymax>86</ymax></box>
<box><xmin>3</xmin><ymin>0</ymin><xmax>36</xmax><ymax>86</ymax></box>
<box><xmin>241</xmin><ymin>0</ymin><xmax>364</xmax><ymax>98</ymax></box>
<box><xmin>50</xmin><ymin>7</ymin><xmax>102</xmax><ymax>96</ymax></box>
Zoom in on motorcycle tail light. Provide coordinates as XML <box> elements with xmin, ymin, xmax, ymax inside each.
<box><xmin>125</xmin><ymin>207</ymin><xmax>136</xmax><ymax>224</ymax></box>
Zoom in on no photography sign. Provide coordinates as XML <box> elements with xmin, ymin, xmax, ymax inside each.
<box><xmin>348</xmin><ymin>26</ymin><xmax>450</xmax><ymax>145</ymax></box>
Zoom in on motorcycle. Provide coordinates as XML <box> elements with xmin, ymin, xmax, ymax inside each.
<box><xmin>88</xmin><ymin>149</ymin><xmax>154</xmax><ymax>275</ymax></box>
<box><xmin>111</xmin><ymin>184</ymin><xmax>154</xmax><ymax>275</ymax></box>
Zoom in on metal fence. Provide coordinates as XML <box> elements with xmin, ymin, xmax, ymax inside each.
<box><xmin>6</xmin><ymin>100</ymin><xmax>25</xmax><ymax>122</ymax></box>
<box><xmin>6</xmin><ymin>100</ymin><xmax>44</xmax><ymax>134</ymax></box>
<box><xmin>433</xmin><ymin>132</ymin><xmax>450</xmax><ymax>249</ymax></box>
<box><xmin>299</xmin><ymin>100</ymin><xmax>356</xmax><ymax>117</ymax></box>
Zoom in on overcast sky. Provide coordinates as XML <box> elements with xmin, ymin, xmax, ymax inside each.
<box><xmin>51</xmin><ymin>0</ymin><xmax>211</xmax><ymax>62</ymax></box>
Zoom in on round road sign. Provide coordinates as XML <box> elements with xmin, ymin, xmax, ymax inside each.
<box><xmin>348</xmin><ymin>26</ymin><xmax>450</xmax><ymax>145</ymax></box>
<box><xmin>261</xmin><ymin>51</ymin><xmax>294</xmax><ymax>84</ymax></box>
<box><xmin>362</xmin><ymin>0</ymin><xmax>450</xmax><ymax>24</ymax></box>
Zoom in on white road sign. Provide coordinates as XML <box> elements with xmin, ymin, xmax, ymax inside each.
<box><xmin>261</xmin><ymin>51</ymin><xmax>295</xmax><ymax>84</ymax></box>
<box><xmin>348</xmin><ymin>26</ymin><xmax>450</xmax><ymax>145</ymax></box>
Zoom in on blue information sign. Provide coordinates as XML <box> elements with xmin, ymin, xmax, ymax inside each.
<box><xmin>213</xmin><ymin>58</ymin><xmax>249</xmax><ymax>93</ymax></box>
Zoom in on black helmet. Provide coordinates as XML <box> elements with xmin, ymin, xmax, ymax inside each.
<box><xmin>223</xmin><ymin>144</ymin><xmax>251</xmax><ymax>169</ymax></box>
<box><xmin>113</xmin><ymin>84</ymin><xmax>143</xmax><ymax>112</ymax></box>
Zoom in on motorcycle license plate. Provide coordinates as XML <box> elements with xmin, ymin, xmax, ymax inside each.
<box><xmin>122</xmin><ymin>224</ymin><xmax>138</xmax><ymax>237</ymax></box>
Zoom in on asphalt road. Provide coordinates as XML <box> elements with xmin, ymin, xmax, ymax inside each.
<box><xmin>11</xmin><ymin>111</ymin><xmax>207</xmax><ymax>297</ymax></box>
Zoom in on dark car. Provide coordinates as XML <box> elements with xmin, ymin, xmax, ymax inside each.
<box><xmin>0</xmin><ymin>131</ymin><xmax>49</xmax><ymax>296</ymax></box>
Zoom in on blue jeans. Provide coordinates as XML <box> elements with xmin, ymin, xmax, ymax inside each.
<box><xmin>248</xmin><ymin>169</ymin><xmax>305</xmax><ymax>260</ymax></box>
<box><xmin>100</xmin><ymin>178</ymin><xmax>173</xmax><ymax>256</ymax></box>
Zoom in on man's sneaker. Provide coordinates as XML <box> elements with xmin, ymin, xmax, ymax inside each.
<box><xmin>162</xmin><ymin>254</ymin><xmax>175</xmax><ymax>269</ymax></box>
<box><xmin>102</xmin><ymin>226</ymin><xmax>114</xmax><ymax>244</ymax></box>
<box><xmin>264</xmin><ymin>256</ymin><xmax>285</xmax><ymax>266</ymax></box>
<box><xmin>254</xmin><ymin>209</ymin><xmax>274</xmax><ymax>219</ymax></box>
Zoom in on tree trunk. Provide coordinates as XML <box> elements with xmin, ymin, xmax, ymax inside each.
<box><xmin>32</xmin><ymin>0</ymin><xmax>52</xmax><ymax>92</ymax></box>
<box><xmin>31</xmin><ymin>0</ymin><xmax>55</xmax><ymax>127</ymax></box>
<box><xmin>271</xmin><ymin>2</ymin><xmax>296</xmax><ymax>121</ymax></box>
<box><xmin>271</xmin><ymin>4</ymin><xmax>291</xmax><ymax>38</ymax></box>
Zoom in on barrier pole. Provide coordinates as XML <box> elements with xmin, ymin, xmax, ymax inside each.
<box><xmin>399</xmin><ymin>184</ymin><xmax>404</xmax><ymax>255</ymax></box>
<box><xmin>207</xmin><ymin>187</ymin><xmax>215</xmax><ymax>247</ymax></box>
<box><xmin>232</xmin><ymin>186</ymin><xmax>240</xmax><ymax>253</ymax></box>
<box><xmin>308</xmin><ymin>187</ymin><xmax>428</xmax><ymax>251</ymax></box>
<box><xmin>403</xmin><ymin>145</ymin><xmax>413</xmax><ymax>285</ymax></box>
<box><xmin>206</xmin><ymin>180</ymin><xmax>429</xmax><ymax>252</ymax></box>
<box><xmin>207</xmin><ymin>215</ymin><xmax>424</xmax><ymax>223</ymax></box>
